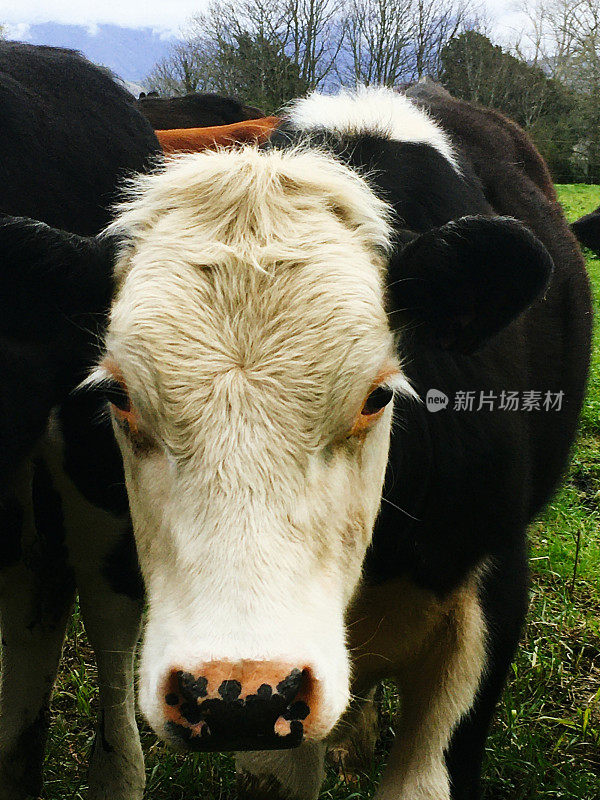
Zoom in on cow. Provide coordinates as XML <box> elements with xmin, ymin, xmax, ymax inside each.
<box><xmin>572</xmin><ymin>204</ymin><xmax>600</xmax><ymax>255</ymax></box>
<box><xmin>0</xmin><ymin>41</ymin><xmax>159</xmax><ymax>799</ymax></box>
<box><xmin>136</xmin><ymin>91</ymin><xmax>265</xmax><ymax>130</ymax></box>
<box><xmin>0</xmin><ymin>83</ymin><xmax>591</xmax><ymax>800</ymax></box>
<box><xmin>156</xmin><ymin>116</ymin><xmax>280</xmax><ymax>155</ymax></box>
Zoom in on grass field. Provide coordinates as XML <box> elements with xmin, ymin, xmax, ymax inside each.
<box><xmin>42</xmin><ymin>186</ymin><xmax>600</xmax><ymax>799</ymax></box>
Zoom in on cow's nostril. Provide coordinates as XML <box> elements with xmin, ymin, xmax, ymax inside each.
<box><xmin>161</xmin><ymin>662</ymin><xmax>316</xmax><ymax>751</ymax></box>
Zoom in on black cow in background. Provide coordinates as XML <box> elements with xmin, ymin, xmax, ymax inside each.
<box><xmin>572</xmin><ymin>204</ymin><xmax>600</xmax><ymax>255</ymax></box>
<box><xmin>0</xmin><ymin>42</ymin><xmax>159</xmax><ymax>799</ymax></box>
<box><xmin>136</xmin><ymin>91</ymin><xmax>264</xmax><ymax>129</ymax></box>
<box><xmin>0</xmin><ymin>42</ymin><xmax>159</xmax><ymax>492</ymax></box>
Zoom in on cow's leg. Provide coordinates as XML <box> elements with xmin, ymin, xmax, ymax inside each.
<box><xmin>78</xmin><ymin>570</ymin><xmax>144</xmax><ymax>800</ymax></box>
<box><xmin>41</xmin><ymin>401</ymin><xmax>146</xmax><ymax>800</ymax></box>
<box><xmin>66</xmin><ymin>517</ymin><xmax>145</xmax><ymax>800</ymax></box>
<box><xmin>328</xmin><ymin>686</ymin><xmax>379</xmax><ymax>782</ymax></box>
<box><xmin>445</xmin><ymin>548</ymin><xmax>528</xmax><ymax>800</ymax></box>
<box><xmin>0</xmin><ymin>460</ymin><xmax>75</xmax><ymax>800</ymax></box>
<box><xmin>374</xmin><ymin>576</ymin><xmax>487</xmax><ymax>800</ymax></box>
<box><xmin>236</xmin><ymin>741</ymin><xmax>326</xmax><ymax>800</ymax></box>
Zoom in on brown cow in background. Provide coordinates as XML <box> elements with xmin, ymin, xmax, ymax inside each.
<box><xmin>137</xmin><ymin>92</ymin><xmax>264</xmax><ymax>130</ymax></box>
<box><xmin>156</xmin><ymin>117</ymin><xmax>280</xmax><ymax>154</ymax></box>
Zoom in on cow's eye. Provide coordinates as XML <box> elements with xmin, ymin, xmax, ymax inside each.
<box><xmin>348</xmin><ymin>383</ymin><xmax>395</xmax><ymax>438</ymax></box>
<box><xmin>362</xmin><ymin>386</ymin><xmax>394</xmax><ymax>416</ymax></box>
<box><xmin>102</xmin><ymin>380</ymin><xmax>131</xmax><ymax>413</ymax></box>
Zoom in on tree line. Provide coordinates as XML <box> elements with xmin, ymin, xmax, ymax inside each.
<box><xmin>147</xmin><ymin>0</ymin><xmax>600</xmax><ymax>182</ymax></box>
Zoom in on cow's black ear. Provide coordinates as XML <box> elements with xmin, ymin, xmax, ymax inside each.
<box><xmin>0</xmin><ymin>214</ymin><xmax>115</xmax><ymax>341</ymax></box>
<box><xmin>387</xmin><ymin>215</ymin><xmax>553</xmax><ymax>354</ymax></box>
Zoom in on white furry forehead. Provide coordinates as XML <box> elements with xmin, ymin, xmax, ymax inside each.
<box><xmin>84</xmin><ymin>355</ymin><xmax>416</xmax><ymax>405</ymax></box>
<box><xmin>105</xmin><ymin>146</ymin><xmax>394</xmax><ymax>266</ymax></box>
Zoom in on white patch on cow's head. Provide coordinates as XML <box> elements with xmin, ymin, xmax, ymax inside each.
<box><xmin>96</xmin><ymin>145</ymin><xmax>416</xmax><ymax>747</ymax></box>
<box><xmin>285</xmin><ymin>85</ymin><xmax>459</xmax><ymax>172</ymax></box>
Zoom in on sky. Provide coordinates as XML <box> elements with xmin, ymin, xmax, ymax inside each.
<box><xmin>1</xmin><ymin>0</ymin><xmax>529</xmax><ymax>85</ymax></box>
<box><xmin>1</xmin><ymin>2</ymin><xmax>208</xmax><ymax>36</ymax></box>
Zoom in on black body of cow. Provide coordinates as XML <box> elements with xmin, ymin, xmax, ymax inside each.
<box><xmin>269</xmin><ymin>88</ymin><xmax>592</xmax><ymax>796</ymax></box>
<box><xmin>0</xmin><ymin>41</ymin><xmax>159</xmax><ymax>494</ymax></box>
<box><xmin>136</xmin><ymin>92</ymin><xmax>264</xmax><ymax>130</ymax></box>
<box><xmin>0</xmin><ymin>43</ymin><xmax>158</xmax><ymax>799</ymax></box>
<box><xmin>572</xmin><ymin>204</ymin><xmax>600</xmax><ymax>255</ymax></box>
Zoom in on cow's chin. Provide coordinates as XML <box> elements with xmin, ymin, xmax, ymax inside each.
<box><xmin>137</xmin><ymin>616</ymin><xmax>352</xmax><ymax>753</ymax></box>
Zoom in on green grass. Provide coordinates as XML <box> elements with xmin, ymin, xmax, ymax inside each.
<box><xmin>42</xmin><ymin>186</ymin><xmax>600</xmax><ymax>799</ymax></box>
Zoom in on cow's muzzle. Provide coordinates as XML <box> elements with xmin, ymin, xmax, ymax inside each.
<box><xmin>161</xmin><ymin>660</ymin><xmax>317</xmax><ymax>751</ymax></box>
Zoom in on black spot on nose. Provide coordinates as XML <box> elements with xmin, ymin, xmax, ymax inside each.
<box><xmin>284</xmin><ymin>700</ymin><xmax>310</xmax><ymax>721</ymax></box>
<box><xmin>219</xmin><ymin>680</ymin><xmax>242</xmax><ymax>702</ymax></box>
<box><xmin>177</xmin><ymin>672</ymin><xmax>208</xmax><ymax>702</ymax></box>
<box><xmin>180</xmin><ymin>701</ymin><xmax>204</xmax><ymax>725</ymax></box>
<box><xmin>276</xmin><ymin>668</ymin><xmax>303</xmax><ymax>701</ymax></box>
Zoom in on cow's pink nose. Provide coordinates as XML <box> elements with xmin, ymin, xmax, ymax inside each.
<box><xmin>161</xmin><ymin>660</ymin><xmax>316</xmax><ymax>751</ymax></box>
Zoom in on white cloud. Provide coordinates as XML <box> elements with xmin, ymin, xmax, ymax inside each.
<box><xmin>3</xmin><ymin>22</ymin><xmax>33</xmax><ymax>40</ymax></box>
<box><xmin>1</xmin><ymin>1</ymin><xmax>209</xmax><ymax>36</ymax></box>
<box><xmin>487</xmin><ymin>2</ymin><xmax>532</xmax><ymax>47</ymax></box>
<box><xmin>1</xmin><ymin>0</ymin><xmax>531</xmax><ymax>40</ymax></box>
<box><xmin>152</xmin><ymin>26</ymin><xmax>180</xmax><ymax>42</ymax></box>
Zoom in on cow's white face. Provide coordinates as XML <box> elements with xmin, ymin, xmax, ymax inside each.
<box><xmin>94</xmin><ymin>147</ymin><xmax>415</xmax><ymax>750</ymax></box>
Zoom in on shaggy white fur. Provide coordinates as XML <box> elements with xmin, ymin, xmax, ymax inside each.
<box><xmin>91</xmin><ymin>109</ymin><xmax>421</xmax><ymax>756</ymax></box>
<box><xmin>285</xmin><ymin>85</ymin><xmax>459</xmax><ymax>171</ymax></box>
